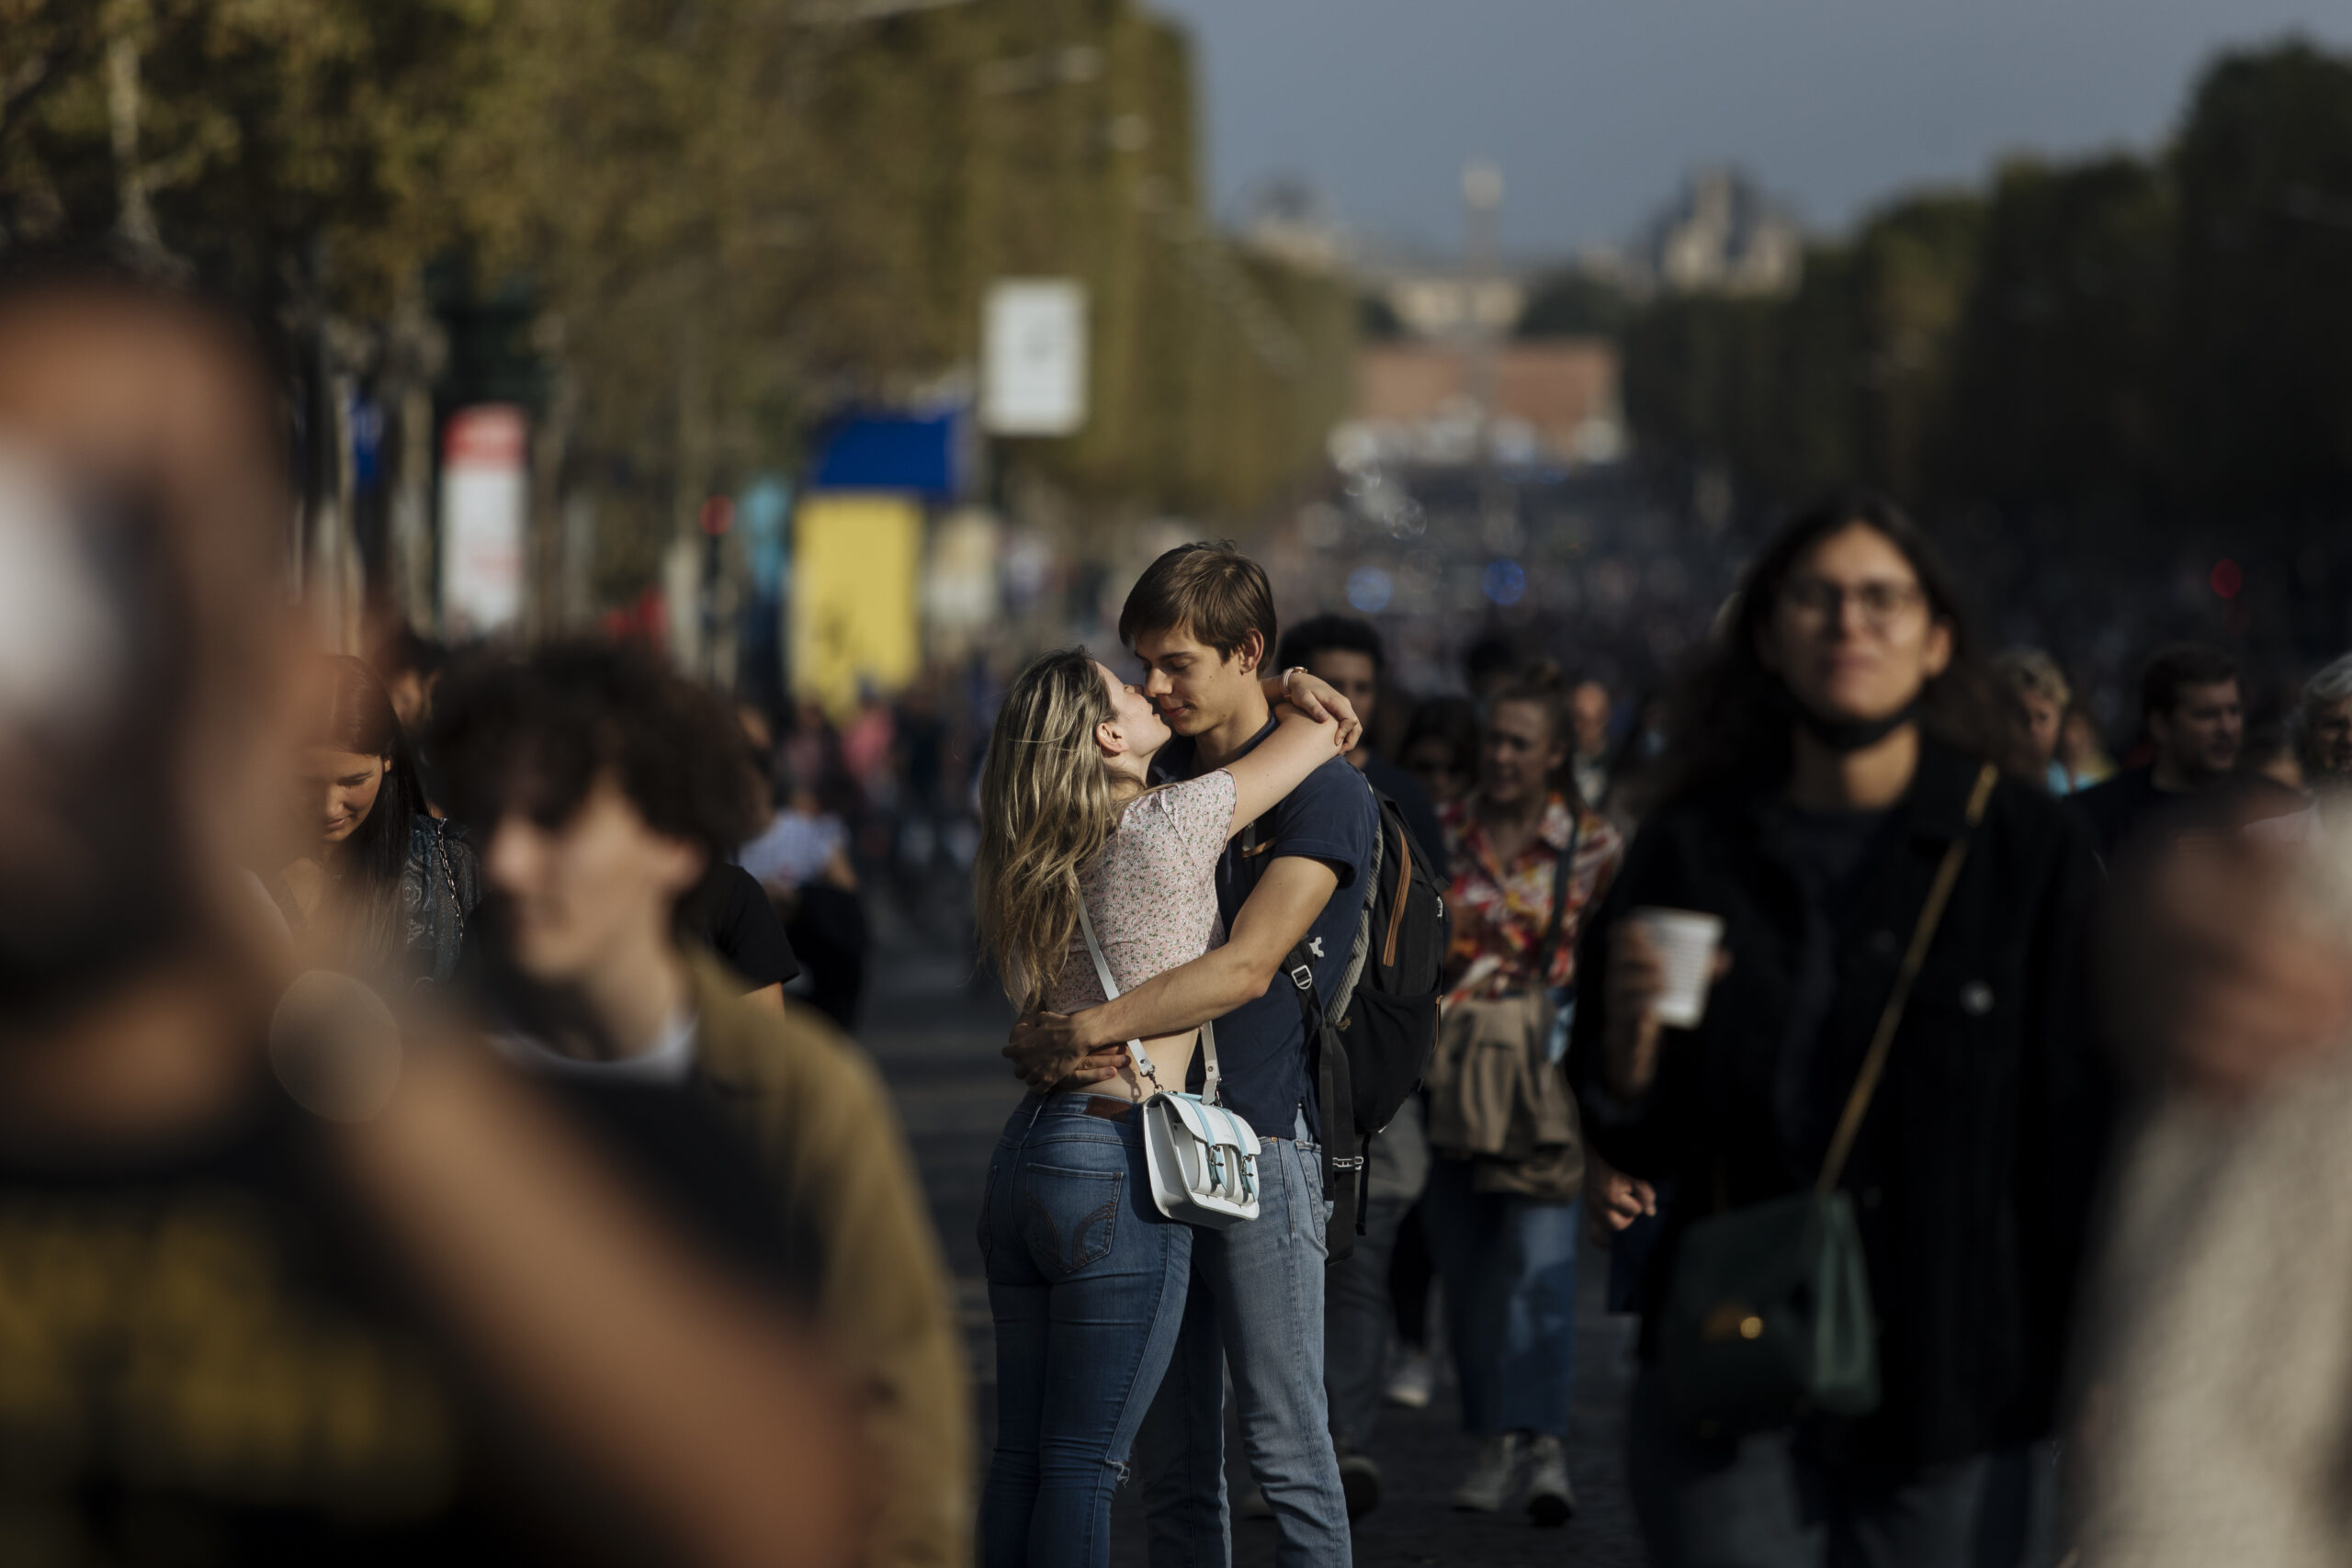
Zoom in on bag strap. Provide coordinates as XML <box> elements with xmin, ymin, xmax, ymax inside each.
<box><xmin>1814</xmin><ymin>761</ymin><xmax>1998</xmax><ymax>1197</ymax></box>
<box><xmin>1074</xmin><ymin>897</ymin><xmax>1221</xmax><ymax>1101</ymax></box>
<box><xmin>1533</xmin><ymin>806</ymin><xmax>1586</xmax><ymax>987</ymax></box>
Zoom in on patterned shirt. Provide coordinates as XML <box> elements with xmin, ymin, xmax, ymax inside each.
<box><xmin>1442</xmin><ymin>792</ymin><xmax>1623</xmax><ymax>998</ymax></box>
<box><xmin>1044</xmin><ymin>770</ymin><xmax>1238</xmax><ymax>1014</ymax></box>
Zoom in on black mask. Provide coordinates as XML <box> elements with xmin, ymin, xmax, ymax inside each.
<box><xmin>1772</xmin><ymin>679</ymin><xmax>1921</xmax><ymax>754</ymax></box>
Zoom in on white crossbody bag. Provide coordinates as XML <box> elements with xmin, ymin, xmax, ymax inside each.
<box><xmin>1076</xmin><ymin>902</ymin><xmax>1261</xmax><ymax>1227</ymax></box>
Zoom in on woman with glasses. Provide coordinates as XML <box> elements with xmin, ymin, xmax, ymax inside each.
<box><xmin>1569</xmin><ymin>493</ymin><xmax>2111</xmax><ymax>1568</ymax></box>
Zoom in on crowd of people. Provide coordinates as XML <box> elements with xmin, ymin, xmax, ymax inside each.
<box><xmin>6</xmin><ymin>236</ymin><xmax>2352</xmax><ymax>1568</ymax></box>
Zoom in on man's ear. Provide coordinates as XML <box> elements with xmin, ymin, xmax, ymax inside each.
<box><xmin>1233</xmin><ymin>629</ymin><xmax>1266</xmax><ymax>677</ymax></box>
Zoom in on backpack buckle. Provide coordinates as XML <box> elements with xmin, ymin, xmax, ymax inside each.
<box><xmin>1288</xmin><ymin>964</ymin><xmax>1314</xmax><ymax>991</ymax></box>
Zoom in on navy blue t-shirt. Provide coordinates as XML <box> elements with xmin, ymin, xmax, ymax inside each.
<box><xmin>1157</xmin><ymin>717</ymin><xmax>1378</xmax><ymax>1141</ymax></box>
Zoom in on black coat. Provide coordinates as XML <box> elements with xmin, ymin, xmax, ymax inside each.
<box><xmin>1571</xmin><ymin>740</ymin><xmax>2111</xmax><ymax>1466</ymax></box>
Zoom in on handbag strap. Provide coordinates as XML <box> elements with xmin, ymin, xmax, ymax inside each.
<box><xmin>1533</xmin><ymin>806</ymin><xmax>1586</xmax><ymax>986</ymax></box>
<box><xmin>1813</xmin><ymin>761</ymin><xmax>1998</xmax><ymax>1198</ymax></box>
<box><xmin>1074</xmin><ymin>897</ymin><xmax>1221</xmax><ymax>1101</ymax></box>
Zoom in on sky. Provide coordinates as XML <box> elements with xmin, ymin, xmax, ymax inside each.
<box><xmin>1146</xmin><ymin>0</ymin><xmax>2352</xmax><ymax>261</ymax></box>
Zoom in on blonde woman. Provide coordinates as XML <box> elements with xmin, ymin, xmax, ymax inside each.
<box><xmin>973</xmin><ymin>648</ymin><xmax>1352</xmax><ymax>1568</ymax></box>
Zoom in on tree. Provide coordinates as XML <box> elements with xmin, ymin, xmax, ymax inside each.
<box><xmin>1944</xmin><ymin>154</ymin><xmax>2173</xmax><ymax>510</ymax></box>
<box><xmin>2171</xmin><ymin>40</ymin><xmax>2352</xmax><ymax>518</ymax></box>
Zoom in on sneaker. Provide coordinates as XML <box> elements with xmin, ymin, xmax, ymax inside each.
<box><xmin>1450</xmin><ymin>1432</ymin><xmax>1522</xmax><ymax>1513</ymax></box>
<box><xmin>1337</xmin><ymin>1450</ymin><xmax>1384</xmax><ymax>1519</ymax></box>
<box><xmin>1384</xmin><ymin>1348</ymin><xmax>1433</xmax><ymax>1410</ymax></box>
<box><xmin>1240</xmin><ymin>1483</ymin><xmax>1274</xmax><ymax>1520</ymax></box>
<box><xmin>1522</xmin><ymin>1433</ymin><xmax>1577</xmax><ymax>1526</ymax></box>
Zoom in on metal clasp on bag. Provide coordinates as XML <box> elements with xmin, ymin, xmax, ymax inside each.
<box><xmin>1331</xmin><ymin>1156</ymin><xmax>1364</xmax><ymax>1172</ymax></box>
<box><xmin>1205</xmin><ymin>1145</ymin><xmax>1228</xmax><ymax>1195</ymax></box>
<box><xmin>1288</xmin><ymin>964</ymin><xmax>1314</xmax><ymax>991</ymax></box>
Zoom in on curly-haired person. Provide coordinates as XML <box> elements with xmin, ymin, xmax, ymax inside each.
<box><xmin>432</xmin><ymin>642</ymin><xmax>971</xmax><ymax>1568</ymax></box>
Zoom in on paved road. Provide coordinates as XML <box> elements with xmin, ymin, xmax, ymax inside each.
<box><xmin>859</xmin><ymin>925</ymin><xmax>1647</xmax><ymax>1567</ymax></box>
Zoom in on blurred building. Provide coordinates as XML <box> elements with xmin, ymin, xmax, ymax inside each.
<box><xmin>1349</xmin><ymin>341</ymin><xmax>1623</xmax><ymax>468</ymax></box>
<box><xmin>1636</xmin><ymin>166</ymin><xmax>1803</xmax><ymax>297</ymax></box>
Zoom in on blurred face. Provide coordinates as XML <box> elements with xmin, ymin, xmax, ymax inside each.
<box><xmin>1093</xmin><ymin>661</ymin><xmax>1170</xmax><ymax>763</ymax></box>
<box><xmin>303</xmin><ymin>748</ymin><xmax>389</xmax><ymax>847</ymax></box>
<box><xmin>1481</xmin><ymin>699</ymin><xmax>1566</xmax><ymax>811</ymax></box>
<box><xmin>2017</xmin><ymin>692</ymin><xmax>2063</xmax><ymax>769</ymax></box>
<box><xmin>2309</xmin><ymin>694</ymin><xmax>2352</xmax><ymax>784</ymax></box>
<box><xmin>1304</xmin><ymin>649</ymin><xmax>1378</xmax><ymax>732</ymax></box>
<box><xmin>1405</xmin><ymin>736</ymin><xmax>1471</xmax><ymax>806</ymax></box>
<box><xmin>1136</xmin><ymin>622</ymin><xmax>1262</xmax><ymax>737</ymax></box>
<box><xmin>1568</xmin><ymin>681</ymin><xmax>1610</xmax><ymax>758</ymax></box>
<box><xmin>2148</xmin><ymin>680</ymin><xmax>2243</xmax><ymax>784</ymax></box>
<box><xmin>0</xmin><ymin>295</ymin><xmax>297</xmax><ymax>1008</ymax></box>
<box><xmin>483</xmin><ymin>774</ymin><xmax>703</xmax><ymax>986</ymax></box>
<box><xmin>1759</xmin><ymin>523</ymin><xmax>1952</xmax><ymax>726</ymax></box>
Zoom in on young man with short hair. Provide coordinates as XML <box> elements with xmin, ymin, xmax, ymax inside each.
<box><xmin>433</xmin><ymin>644</ymin><xmax>971</xmax><ymax>1568</ymax></box>
<box><xmin>1008</xmin><ymin>544</ymin><xmax>1377</xmax><ymax>1566</ymax></box>
<box><xmin>2074</xmin><ymin>643</ymin><xmax>2245</xmax><ymax>864</ymax></box>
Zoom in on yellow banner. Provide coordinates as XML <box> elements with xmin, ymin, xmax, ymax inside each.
<box><xmin>790</xmin><ymin>492</ymin><xmax>922</xmax><ymax>719</ymax></box>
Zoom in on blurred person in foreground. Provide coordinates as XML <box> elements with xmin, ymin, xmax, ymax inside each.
<box><xmin>1571</xmin><ymin>492</ymin><xmax>2109</xmax><ymax>1568</ymax></box>
<box><xmin>1422</xmin><ymin>663</ymin><xmax>1623</xmax><ymax>1523</ymax></box>
<box><xmin>2068</xmin><ymin>801</ymin><xmax>2352</xmax><ymax>1567</ymax></box>
<box><xmin>1277</xmin><ymin>614</ymin><xmax>1446</xmax><ymax>877</ymax></box>
<box><xmin>1994</xmin><ymin>649</ymin><xmax>2076</xmax><ymax>795</ymax></box>
<box><xmin>432</xmin><ymin>642</ymin><xmax>968</xmax><ymax>1568</ymax></box>
<box><xmin>273</xmin><ymin>652</ymin><xmax>481</xmax><ymax>986</ymax></box>
<box><xmin>971</xmin><ymin>648</ymin><xmax>1347</xmax><ymax>1567</ymax></box>
<box><xmin>0</xmin><ymin>249</ymin><xmax>864</xmax><ymax>1566</ymax></box>
<box><xmin>2071</xmin><ymin>644</ymin><xmax>2244</xmax><ymax>865</ymax></box>
<box><xmin>1272</xmin><ymin>614</ymin><xmax>1447</xmax><ymax>1522</ymax></box>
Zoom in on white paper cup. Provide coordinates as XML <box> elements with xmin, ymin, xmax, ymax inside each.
<box><xmin>1629</xmin><ymin>908</ymin><xmax>1724</xmax><ymax>1029</ymax></box>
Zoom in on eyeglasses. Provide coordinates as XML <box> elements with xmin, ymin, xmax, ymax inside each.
<box><xmin>1779</xmin><ymin>578</ymin><xmax>1927</xmax><ymax>630</ymax></box>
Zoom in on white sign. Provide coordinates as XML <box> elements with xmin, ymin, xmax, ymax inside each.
<box><xmin>439</xmin><ymin>404</ymin><xmax>528</xmax><ymax>639</ymax></box>
<box><xmin>982</xmin><ymin>279</ymin><xmax>1088</xmax><ymax>436</ymax></box>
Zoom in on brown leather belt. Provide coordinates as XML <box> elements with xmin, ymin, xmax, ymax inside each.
<box><xmin>1082</xmin><ymin>1097</ymin><xmax>1136</xmax><ymax>1121</ymax></box>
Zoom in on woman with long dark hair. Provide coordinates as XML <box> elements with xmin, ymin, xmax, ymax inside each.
<box><xmin>277</xmin><ymin>654</ymin><xmax>480</xmax><ymax>984</ymax></box>
<box><xmin>1569</xmin><ymin>493</ymin><xmax>2109</xmax><ymax>1567</ymax></box>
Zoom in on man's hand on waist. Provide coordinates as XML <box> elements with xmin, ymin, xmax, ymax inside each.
<box><xmin>1004</xmin><ymin>1011</ymin><xmax>1129</xmax><ymax>1091</ymax></box>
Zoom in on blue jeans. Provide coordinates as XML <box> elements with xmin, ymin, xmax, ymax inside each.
<box><xmin>1136</xmin><ymin>1123</ymin><xmax>1351</xmax><ymax>1568</ymax></box>
<box><xmin>980</xmin><ymin>1094</ymin><xmax>1194</xmax><ymax>1568</ymax></box>
<box><xmin>1424</xmin><ymin>1154</ymin><xmax>1580</xmax><ymax>1437</ymax></box>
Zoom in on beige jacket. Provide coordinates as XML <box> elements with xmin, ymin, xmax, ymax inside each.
<box><xmin>2071</xmin><ymin>1042</ymin><xmax>2352</xmax><ymax>1568</ymax></box>
<box><xmin>690</xmin><ymin>954</ymin><xmax>972</xmax><ymax>1568</ymax></box>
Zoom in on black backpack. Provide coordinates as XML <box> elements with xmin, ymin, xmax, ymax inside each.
<box><xmin>1244</xmin><ymin>772</ymin><xmax>1449</xmax><ymax>1261</ymax></box>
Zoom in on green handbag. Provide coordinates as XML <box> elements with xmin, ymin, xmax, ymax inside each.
<box><xmin>1661</xmin><ymin>762</ymin><xmax>1996</xmax><ymax>1435</ymax></box>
